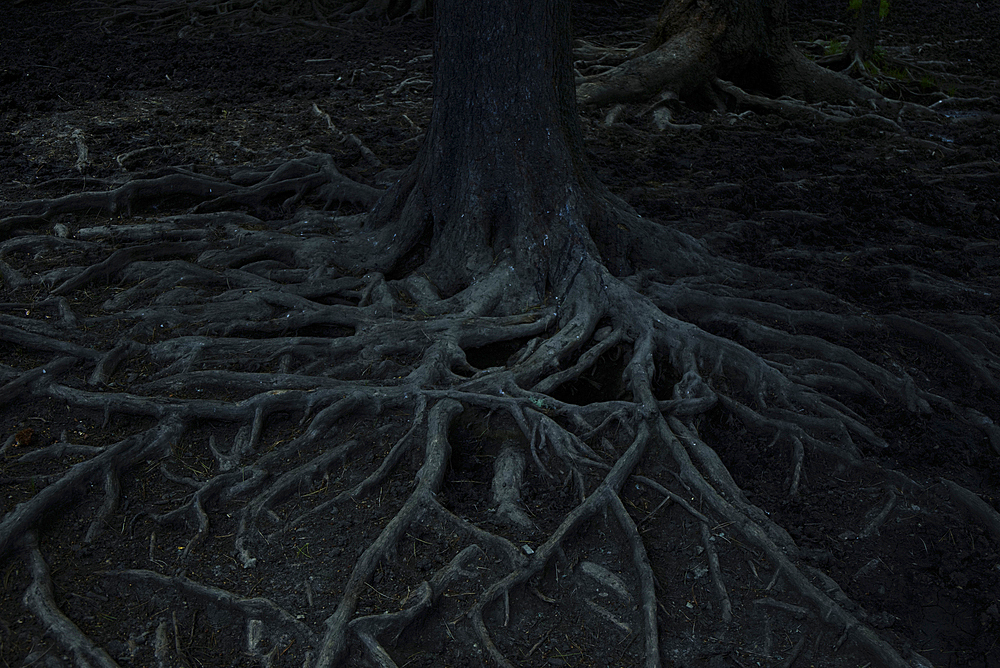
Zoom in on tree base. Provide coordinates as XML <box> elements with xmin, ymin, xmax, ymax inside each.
<box><xmin>574</xmin><ymin>0</ymin><xmax>931</xmax><ymax>128</ymax></box>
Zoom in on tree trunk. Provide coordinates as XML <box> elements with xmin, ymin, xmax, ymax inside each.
<box><xmin>577</xmin><ymin>0</ymin><xmax>884</xmax><ymax>109</ymax></box>
<box><xmin>846</xmin><ymin>0</ymin><xmax>881</xmax><ymax>63</ymax></box>
<box><xmin>359</xmin><ymin>0</ymin><xmax>668</xmax><ymax>306</ymax></box>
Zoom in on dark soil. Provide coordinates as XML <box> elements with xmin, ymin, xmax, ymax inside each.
<box><xmin>2</xmin><ymin>1</ymin><xmax>999</xmax><ymax>667</ymax></box>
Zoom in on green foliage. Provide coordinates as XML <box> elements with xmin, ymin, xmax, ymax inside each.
<box><xmin>884</xmin><ymin>66</ymin><xmax>910</xmax><ymax>80</ymax></box>
<box><xmin>826</xmin><ymin>39</ymin><xmax>844</xmax><ymax>56</ymax></box>
<box><xmin>848</xmin><ymin>0</ymin><xmax>890</xmax><ymax>19</ymax></box>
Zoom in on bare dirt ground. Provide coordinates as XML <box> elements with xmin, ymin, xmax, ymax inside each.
<box><xmin>1</xmin><ymin>1</ymin><xmax>999</xmax><ymax>667</ymax></box>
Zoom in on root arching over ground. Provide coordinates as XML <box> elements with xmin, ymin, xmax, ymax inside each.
<box><xmin>3</xmin><ymin>3</ymin><xmax>1000</xmax><ymax>668</ymax></box>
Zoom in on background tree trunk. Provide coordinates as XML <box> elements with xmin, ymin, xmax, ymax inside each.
<box><xmin>846</xmin><ymin>0</ymin><xmax>883</xmax><ymax>63</ymax></box>
<box><xmin>578</xmin><ymin>0</ymin><xmax>884</xmax><ymax>109</ymax></box>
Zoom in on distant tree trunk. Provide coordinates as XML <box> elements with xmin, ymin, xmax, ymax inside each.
<box><xmin>846</xmin><ymin>0</ymin><xmax>882</xmax><ymax>63</ymax></box>
<box><xmin>577</xmin><ymin>0</ymin><xmax>884</xmax><ymax>109</ymax></box>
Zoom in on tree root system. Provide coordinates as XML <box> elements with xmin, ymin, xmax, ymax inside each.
<box><xmin>2</xmin><ymin>2</ymin><xmax>999</xmax><ymax>668</ymax></box>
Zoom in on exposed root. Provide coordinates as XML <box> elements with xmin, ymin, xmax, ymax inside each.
<box><xmin>940</xmin><ymin>478</ymin><xmax>1000</xmax><ymax>543</ymax></box>
<box><xmin>491</xmin><ymin>442</ymin><xmax>536</xmax><ymax>531</ymax></box>
<box><xmin>95</xmin><ymin>0</ymin><xmax>356</xmax><ymax>38</ymax></box>
<box><xmin>337</xmin><ymin>0</ymin><xmax>430</xmax><ymax>21</ymax></box>
<box><xmin>1</xmin><ymin>418</ymin><xmax>186</xmax><ymax>561</ymax></box>
<box><xmin>313</xmin><ymin>399</ymin><xmax>464</xmax><ymax>667</ymax></box>
<box><xmin>0</xmin><ymin>154</ymin><xmax>379</xmax><ymax>238</ymax></box>
<box><xmin>22</xmin><ymin>532</ymin><xmax>120</xmax><ymax>668</ymax></box>
<box><xmin>2</xmin><ymin>144</ymin><xmax>995</xmax><ymax>667</ymax></box>
<box><xmin>713</xmin><ymin>78</ymin><xmax>904</xmax><ymax>132</ymax></box>
<box><xmin>652</xmin><ymin>417</ymin><xmax>924</xmax><ymax>668</ymax></box>
<box><xmin>700</xmin><ymin>521</ymin><xmax>732</xmax><ymax>624</ymax></box>
<box><xmin>350</xmin><ymin>545</ymin><xmax>486</xmax><ymax>667</ymax></box>
<box><xmin>467</xmin><ymin>424</ymin><xmax>656</xmax><ymax>667</ymax></box>
<box><xmin>111</xmin><ymin>568</ymin><xmax>317</xmax><ymax>647</ymax></box>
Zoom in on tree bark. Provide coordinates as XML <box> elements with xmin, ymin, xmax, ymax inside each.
<box><xmin>360</xmin><ymin>0</ymin><xmax>652</xmax><ymax>305</ymax></box>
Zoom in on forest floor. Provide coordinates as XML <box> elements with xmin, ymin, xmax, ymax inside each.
<box><xmin>1</xmin><ymin>0</ymin><xmax>999</xmax><ymax>667</ymax></box>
